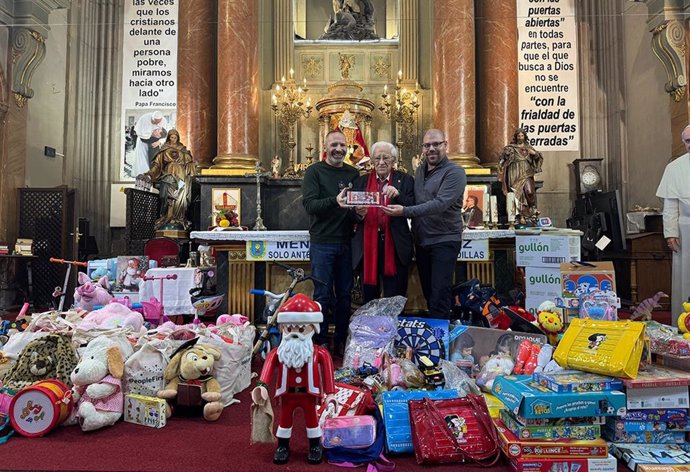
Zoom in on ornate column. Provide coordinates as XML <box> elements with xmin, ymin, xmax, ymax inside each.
<box><xmin>273</xmin><ymin>0</ymin><xmax>294</xmax><ymax>83</ymax></box>
<box><xmin>177</xmin><ymin>0</ymin><xmax>217</xmax><ymax>167</ymax></box>
<box><xmin>208</xmin><ymin>0</ymin><xmax>259</xmax><ymax>174</ymax></box>
<box><xmin>399</xmin><ymin>0</ymin><xmax>418</xmax><ymax>82</ymax></box>
<box><xmin>432</xmin><ymin>0</ymin><xmax>479</xmax><ymax>167</ymax></box>
<box><xmin>477</xmin><ymin>0</ymin><xmax>518</xmax><ymax>167</ymax></box>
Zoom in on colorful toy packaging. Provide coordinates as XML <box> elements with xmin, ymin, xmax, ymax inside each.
<box><xmin>560</xmin><ymin>261</ymin><xmax>616</xmax><ymax>308</ymax></box>
<box><xmin>492</xmin><ymin>375</ymin><xmax>627</xmax><ymax>419</ymax></box>
<box><xmin>532</xmin><ymin>371</ymin><xmax>624</xmax><ymax>393</ymax></box>
<box><xmin>509</xmin><ymin>454</ymin><xmax>618</xmax><ymax>472</ymax></box>
<box><xmin>124</xmin><ymin>393</ymin><xmax>167</xmax><ymax>428</ymax></box>
<box><xmin>500</xmin><ymin>410</ymin><xmax>601</xmax><ymax>441</ymax></box>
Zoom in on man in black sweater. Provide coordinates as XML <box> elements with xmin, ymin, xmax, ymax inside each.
<box><xmin>302</xmin><ymin>130</ymin><xmax>360</xmax><ymax>350</ymax></box>
<box><xmin>382</xmin><ymin>129</ymin><xmax>466</xmax><ymax>318</ymax></box>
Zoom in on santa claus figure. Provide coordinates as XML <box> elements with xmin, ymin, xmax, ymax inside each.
<box><xmin>252</xmin><ymin>293</ymin><xmax>336</xmax><ymax>465</ymax></box>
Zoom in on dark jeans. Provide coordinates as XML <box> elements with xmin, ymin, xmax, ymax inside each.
<box><xmin>360</xmin><ymin>236</ymin><xmax>409</xmax><ymax>303</ymax></box>
<box><xmin>310</xmin><ymin>241</ymin><xmax>353</xmax><ymax>343</ymax></box>
<box><xmin>415</xmin><ymin>240</ymin><xmax>462</xmax><ymax>318</ymax></box>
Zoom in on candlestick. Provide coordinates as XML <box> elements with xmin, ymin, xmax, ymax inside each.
<box><xmin>507</xmin><ymin>192</ymin><xmax>515</xmax><ymax>223</ymax></box>
<box><xmin>482</xmin><ymin>192</ymin><xmax>490</xmax><ymax>226</ymax></box>
<box><xmin>490</xmin><ymin>195</ymin><xmax>498</xmax><ymax>226</ymax></box>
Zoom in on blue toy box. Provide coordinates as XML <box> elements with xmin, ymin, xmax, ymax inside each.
<box><xmin>492</xmin><ymin>375</ymin><xmax>627</xmax><ymax>419</ymax></box>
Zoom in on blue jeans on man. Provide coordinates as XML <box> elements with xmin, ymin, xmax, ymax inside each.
<box><xmin>309</xmin><ymin>242</ymin><xmax>353</xmax><ymax>345</ymax></box>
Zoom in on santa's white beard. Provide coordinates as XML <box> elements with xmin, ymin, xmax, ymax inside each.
<box><xmin>277</xmin><ymin>331</ymin><xmax>314</xmax><ymax>369</ymax></box>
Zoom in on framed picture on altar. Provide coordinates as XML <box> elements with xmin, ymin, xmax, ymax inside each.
<box><xmin>211</xmin><ymin>188</ymin><xmax>242</xmax><ymax>227</ymax></box>
<box><xmin>463</xmin><ymin>184</ymin><xmax>489</xmax><ymax>228</ymax></box>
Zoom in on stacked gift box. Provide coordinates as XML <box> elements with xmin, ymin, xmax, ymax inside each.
<box><xmin>491</xmin><ymin>374</ymin><xmax>622</xmax><ymax>472</ymax></box>
<box><xmin>608</xmin><ymin>365</ymin><xmax>690</xmax><ymax>470</ymax></box>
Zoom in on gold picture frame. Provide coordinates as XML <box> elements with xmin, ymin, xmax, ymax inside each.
<box><xmin>211</xmin><ymin>188</ymin><xmax>241</xmax><ymax>227</ymax></box>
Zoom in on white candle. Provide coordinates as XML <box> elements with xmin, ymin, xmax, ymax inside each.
<box><xmin>482</xmin><ymin>192</ymin><xmax>490</xmax><ymax>223</ymax></box>
<box><xmin>490</xmin><ymin>195</ymin><xmax>498</xmax><ymax>224</ymax></box>
<box><xmin>507</xmin><ymin>192</ymin><xmax>515</xmax><ymax>223</ymax></box>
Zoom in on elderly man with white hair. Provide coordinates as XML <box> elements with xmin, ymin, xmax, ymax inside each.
<box><xmin>349</xmin><ymin>141</ymin><xmax>415</xmax><ymax>302</ymax></box>
<box><xmin>133</xmin><ymin>110</ymin><xmax>168</xmax><ymax>175</ymax></box>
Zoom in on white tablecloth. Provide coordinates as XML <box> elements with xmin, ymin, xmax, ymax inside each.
<box><xmin>140</xmin><ymin>267</ymin><xmax>200</xmax><ymax>315</ymax></box>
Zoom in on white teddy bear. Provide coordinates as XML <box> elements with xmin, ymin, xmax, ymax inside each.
<box><xmin>69</xmin><ymin>336</ymin><xmax>127</xmax><ymax>431</ymax></box>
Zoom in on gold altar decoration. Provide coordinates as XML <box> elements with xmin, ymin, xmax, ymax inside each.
<box><xmin>315</xmin><ymin>67</ymin><xmax>375</xmax><ymax>166</ymax></box>
<box><xmin>379</xmin><ymin>70</ymin><xmax>420</xmax><ymax>165</ymax></box>
<box><xmin>272</xmin><ymin>68</ymin><xmax>313</xmax><ymax>178</ymax></box>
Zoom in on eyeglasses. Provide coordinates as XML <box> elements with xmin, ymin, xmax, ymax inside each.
<box><xmin>422</xmin><ymin>141</ymin><xmax>446</xmax><ymax>150</ymax></box>
<box><xmin>373</xmin><ymin>155</ymin><xmax>393</xmax><ymax>162</ymax></box>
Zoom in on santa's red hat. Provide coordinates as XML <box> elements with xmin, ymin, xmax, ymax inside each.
<box><xmin>277</xmin><ymin>293</ymin><xmax>323</xmax><ymax>325</ymax></box>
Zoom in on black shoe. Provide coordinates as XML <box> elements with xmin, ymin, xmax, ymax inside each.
<box><xmin>307</xmin><ymin>438</ymin><xmax>323</xmax><ymax>465</ymax></box>
<box><xmin>273</xmin><ymin>438</ymin><xmax>290</xmax><ymax>465</ymax></box>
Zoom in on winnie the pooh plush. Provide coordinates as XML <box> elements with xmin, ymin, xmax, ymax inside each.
<box><xmin>157</xmin><ymin>340</ymin><xmax>224</xmax><ymax>421</ymax></box>
<box><xmin>70</xmin><ymin>336</ymin><xmax>126</xmax><ymax>431</ymax></box>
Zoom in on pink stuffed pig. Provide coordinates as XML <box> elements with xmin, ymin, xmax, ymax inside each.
<box><xmin>79</xmin><ymin>303</ymin><xmax>144</xmax><ymax>333</ymax></box>
<box><xmin>74</xmin><ymin>272</ymin><xmax>114</xmax><ymax>312</ymax></box>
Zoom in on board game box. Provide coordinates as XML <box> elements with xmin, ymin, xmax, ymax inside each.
<box><xmin>495</xmin><ymin>419</ymin><xmax>609</xmax><ymax>459</ymax></box>
<box><xmin>603</xmin><ymin>428</ymin><xmax>686</xmax><ymax>444</ymax></box>
<box><xmin>533</xmin><ymin>371</ymin><xmax>624</xmax><ymax>393</ymax></box>
<box><xmin>509</xmin><ymin>454</ymin><xmax>617</xmax><ymax>472</ymax></box>
<box><xmin>513</xmin><ymin>415</ymin><xmax>606</xmax><ymax>426</ymax></box>
<box><xmin>396</xmin><ymin>317</ymin><xmax>449</xmax><ymax>366</ymax></box>
<box><xmin>626</xmin><ymin>386</ymin><xmax>689</xmax><ymax>410</ymax></box>
<box><xmin>638</xmin><ymin>466</ymin><xmax>690</xmax><ymax>472</ymax></box>
<box><xmin>500</xmin><ymin>410</ymin><xmax>601</xmax><ymax>441</ymax></box>
<box><xmin>492</xmin><ymin>375</ymin><xmax>627</xmax><ymax>419</ymax></box>
<box><xmin>606</xmin><ymin>417</ymin><xmax>690</xmax><ymax>432</ymax></box>
<box><xmin>610</xmin><ymin>443</ymin><xmax>690</xmax><ymax>471</ymax></box>
<box><xmin>620</xmin><ymin>409</ymin><xmax>688</xmax><ymax>422</ymax></box>
<box><xmin>622</xmin><ymin>365</ymin><xmax>690</xmax><ymax>389</ymax></box>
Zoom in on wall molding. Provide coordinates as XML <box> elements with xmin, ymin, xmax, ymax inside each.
<box><xmin>651</xmin><ymin>20</ymin><xmax>687</xmax><ymax>102</ymax></box>
<box><xmin>10</xmin><ymin>27</ymin><xmax>45</xmax><ymax>108</ymax></box>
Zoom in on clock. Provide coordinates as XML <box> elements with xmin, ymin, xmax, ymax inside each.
<box><xmin>573</xmin><ymin>158</ymin><xmax>604</xmax><ymax>195</ymax></box>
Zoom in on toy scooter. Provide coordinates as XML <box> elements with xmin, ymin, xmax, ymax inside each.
<box><xmin>50</xmin><ymin>257</ymin><xmax>87</xmax><ymax>311</ymax></box>
<box><xmin>141</xmin><ymin>274</ymin><xmax>177</xmax><ymax>324</ymax></box>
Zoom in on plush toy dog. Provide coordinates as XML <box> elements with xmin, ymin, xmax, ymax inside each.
<box><xmin>3</xmin><ymin>334</ymin><xmax>78</xmax><ymax>391</ymax></box>
<box><xmin>157</xmin><ymin>341</ymin><xmax>224</xmax><ymax>421</ymax></box>
<box><xmin>70</xmin><ymin>336</ymin><xmax>125</xmax><ymax>431</ymax></box>
<box><xmin>74</xmin><ymin>272</ymin><xmax>114</xmax><ymax>312</ymax></box>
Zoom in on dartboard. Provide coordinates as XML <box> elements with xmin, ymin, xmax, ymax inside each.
<box><xmin>397</xmin><ymin>325</ymin><xmax>446</xmax><ymax>366</ymax></box>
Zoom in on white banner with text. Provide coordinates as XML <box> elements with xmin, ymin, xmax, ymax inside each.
<box><xmin>120</xmin><ymin>0</ymin><xmax>179</xmax><ymax>181</ymax></box>
<box><xmin>517</xmin><ymin>0</ymin><xmax>579</xmax><ymax>151</ymax></box>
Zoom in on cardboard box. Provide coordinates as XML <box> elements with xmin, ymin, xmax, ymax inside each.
<box><xmin>483</xmin><ymin>392</ymin><xmax>505</xmax><ymax>418</ymax></box>
<box><xmin>622</xmin><ymin>366</ymin><xmax>690</xmax><ymax>389</ymax></box>
<box><xmin>560</xmin><ymin>261</ymin><xmax>616</xmax><ymax>308</ymax></box>
<box><xmin>516</xmin><ymin>234</ymin><xmax>581</xmax><ymax>268</ymax></box>
<box><xmin>510</xmin><ymin>454</ymin><xmax>617</xmax><ymax>472</ymax></box>
<box><xmin>492</xmin><ymin>375</ymin><xmax>627</xmax><ymax>419</ymax></box>
<box><xmin>500</xmin><ymin>410</ymin><xmax>601</xmax><ymax>441</ymax></box>
<box><xmin>124</xmin><ymin>394</ymin><xmax>166</xmax><ymax>428</ymax></box>
<box><xmin>533</xmin><ymin>371</ymin><xmax>624</xmax><ymax>393</ymax></box>
<box><xmin>524</xmin><ymin>266</ymin><xmax>564</xmax><ymax>314</ymax></box>
<box><xmin>448</xmin><ymin>326</ymin><xmax>547</xmax><ymax>376</ymax></box>
<box><xmin>396</xmin><ymin>317</ymin><xmax>449</xmax><ymax>365</ymax></box>
<box><xmin>513</xmin><ymin>414</ymin><xmax>606</xmax><ymax>426</ymax></box>
<box><xmin>626</xmin><ymin>386</ymin><xmax>689</xmax><ymax>410</ymax></box>
<box><xmin>638</xmin><ymin>466</ymin><xmax>690</xmax><ymax>472</ymax></box>
<box><xmin>603</xmin><ymin>428</ymin><xmax>686</xmax><ymax>444</ymax></box>
<box><xmin>620</xmin><ymin>409</ymin><xmax>688</xmax><ymax>422</ymax></box>
<box><xmin>606</xmin><ymin>417</ymin><xmax>690</xmax><ymax>432</ymax></box>
<box><xmin>610</xmin><ymin>443</ymin><xmax>690</xmax><ymax>470</ymax></box>
<box><xmin>495</xmin><ymin>419</ymin><xmax>609</xmax><ymax>459</ymax></box>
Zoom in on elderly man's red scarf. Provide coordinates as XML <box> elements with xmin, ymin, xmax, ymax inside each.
<box><xmin>363</xmin><ymin>171</ymin><xmax>396</xmax><ymax>286</ymax></box>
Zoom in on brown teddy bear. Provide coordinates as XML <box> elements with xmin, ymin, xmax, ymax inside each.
<box><xmin>157</xmin><ymin>340</ymin><xmax>224</xmax><ymax>421</ymax></box>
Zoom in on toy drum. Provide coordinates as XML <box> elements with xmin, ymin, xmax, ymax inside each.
<box><xmin>9</xmin><ymin>380</ymin><xmax>73</xmax><ymax>437</ymax></box>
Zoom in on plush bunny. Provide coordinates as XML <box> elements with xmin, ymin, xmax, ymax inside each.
<box><xmin>70</xmin><ymin>336</ymin><xmax>126</xmax><ymax>431</ymax></box>
<box><xmin>74</xmin><ymin>272</ymin><xmax>114</xmax><ymax>312</ymax></box>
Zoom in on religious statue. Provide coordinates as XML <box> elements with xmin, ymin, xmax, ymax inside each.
<box><xmin>411</xmin><ymin>154</ymin><xmax>423</xmax><ymax>173</ymax></box>
<box><xmin>497</xmin><ymin>128</ymin><xmax>544</xmax><ymax>224</ymax></box>
<box><xmin>338</xmin><ymin>110</ymin><xmax>370</xmax><ymax>169</ymax></box>
<box><xmin>339</xmin><ymin>53</ymin><xmax>355</xmax><ymax>80</ymax></box>
<box><xmin>320</xmin><ymin>0</ymin><xmax>379</xmax><ymax>41</ymax></box>
<box><xmin>138</xmin><ymin>129</ymin><xmax>197</xmax><ymax>232</ymax></box>
<box><xmin>271</xmin><ymin>155</ymin><xmax>282</xmax><ymax>178</ymax></box>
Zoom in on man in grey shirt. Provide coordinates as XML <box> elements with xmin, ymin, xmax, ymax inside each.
<box><xmin>382</xmin><ymin>129</ymin><xmax>466</xmax><ymax>317</ymax></box>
